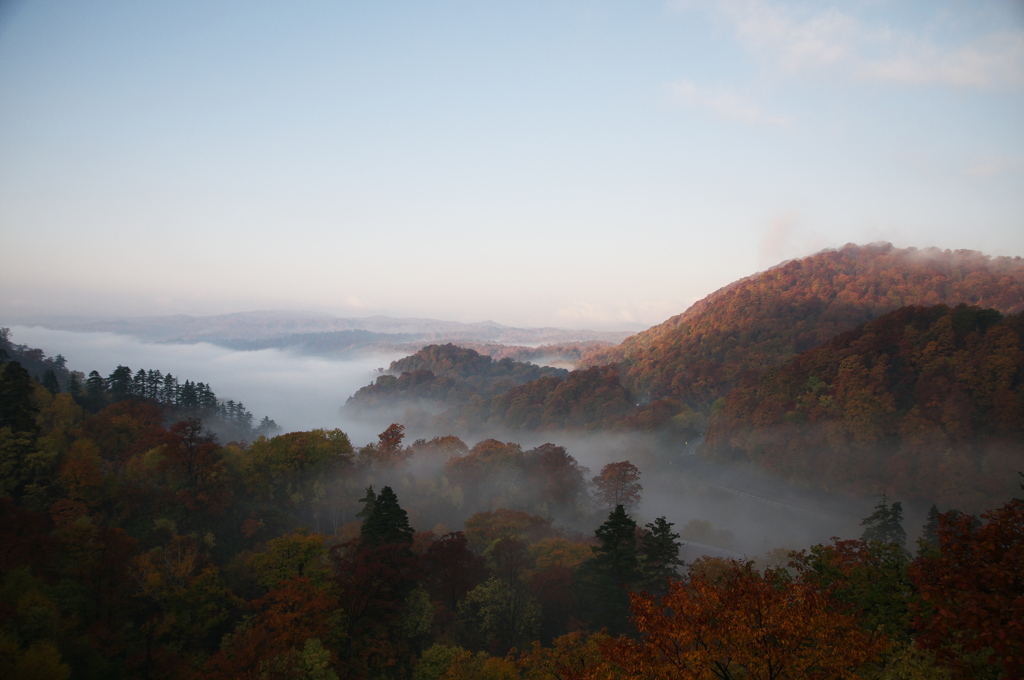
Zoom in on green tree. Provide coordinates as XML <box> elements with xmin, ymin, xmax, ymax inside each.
<box><xmin>580</xmin><ymin>505</ymin><xmax>640</xmax><ymax>634</ymax></box>
<box><xmin>40</xmin><ymin>370</ymin><xmax>60</xmax><ymax>395</ymax></box>
<box><xmin>917</xmin><ymin>504</ymin><xmax>941</xmax><ymax>556</ymax></box>
<box><xmin>639</xmin><ymin>516</ymin><xmax>683</xmax><ymax>595</ymax></box>
<box><xmin>359</xmin><ymin>485</ymin><xmax>414</xmax><ymax>547</ymax></box>
<box><xmin>107</xmin><ymin>365</ymin><xmax>133</xmax><ymax>401</ymax></box>
<box><xmin>861</xmin><ymin>493</ymin><xmax>907</xmax><ymax>547</ymax></box>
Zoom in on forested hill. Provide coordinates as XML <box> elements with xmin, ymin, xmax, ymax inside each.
<box><xmin>583</xmin><ymin>243</ymin><xmax>1024</xmax><ymax>409</ymax></box>
<box><xmin>704</xmin><ymin>304</ymin><xmax>1024</xmax><ymax>511</ymax></box>
<box><xmin>345</xmin><ymin>343</ymin><xmax>568</xmax><ymax>412</ymax></box>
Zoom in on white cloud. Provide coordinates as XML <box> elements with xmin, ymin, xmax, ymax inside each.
<box><xmin>669</xmin><ymin>79</ymin><xmax>790</xmax><ymax>125</ymax></box>
<box><xmin>675</xmin><ymin>0</ymin><xmax>1024</xmax><ymax>89</ymax></box>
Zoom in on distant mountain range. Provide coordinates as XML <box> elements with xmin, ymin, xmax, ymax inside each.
<box><xmin>8</xmin><ymin>311</ymin><xmax>638</xmax><ymax>361</ymax></box>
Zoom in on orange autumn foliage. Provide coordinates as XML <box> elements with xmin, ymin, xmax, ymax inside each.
<box><xmin>599</xmin><ymin>562</ymin><xmax>887</xmax><ymax>680</ymax></box>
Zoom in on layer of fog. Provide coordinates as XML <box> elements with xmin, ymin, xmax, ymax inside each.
<box><xmin>10</xmin><ymin>325</ymin><xmax>932</xmax><ymax>558</ymax></box>
<box><xmin>10</xmin><ymin>325</ymin><xmax>402</xmax><ymax>445</ymax></box>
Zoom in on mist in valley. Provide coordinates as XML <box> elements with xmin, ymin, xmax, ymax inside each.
<box><xmin>10</xmin><ymin>324</ymin><xmax>929</xmax><ymax>560</ymax></box>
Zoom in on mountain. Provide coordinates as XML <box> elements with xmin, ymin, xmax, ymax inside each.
<box><xmin>703</xmin><ymin>304</ymin><xmax>1024</xmax><ymax>511</ymax></box>
<box><xmin>582</xmin><ymin>243</ymin><xmax>1024</xmax><ymax>410</ymax></box>
<box><xmin>11</xmin><ymin>311</ymin><xmax>636</xmax><ymax>359</ymax></box>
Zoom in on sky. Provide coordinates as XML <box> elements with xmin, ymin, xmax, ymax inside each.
<box><xmin>1</xmin><ymin>0</ymin><xmax>1022</xmax><ymax>330</ymax></box>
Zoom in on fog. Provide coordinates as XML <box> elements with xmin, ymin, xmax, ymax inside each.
<box><xmin>10</xmin><ymin>325</ymin><xmax>403</xmax><ymax>445</ymax></box>
<box><xmin>9</xmin><ymin>325</ymin><xmax>920</xmax><ymax>557</ymax></box>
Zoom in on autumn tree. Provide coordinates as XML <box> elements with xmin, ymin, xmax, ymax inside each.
<box><xmin>422</xmin><ymin>531</ymin><xmax>486</xmax><ymax>612</ymax></box>
<box><xmin>592</xmin><ymin>461</ymin><xmax>642</xmax><ymax>512</ymax></box>
<box><xmin>602</xmin><ymin>561</ymin><xmax>888</xmax><ymax>679</ymax></box>
<box><xmin>910</xmin><ymin>499</ymin><xmax>1024</xmax><ymax>678</ymax></box>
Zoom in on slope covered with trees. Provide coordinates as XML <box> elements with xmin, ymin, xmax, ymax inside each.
<box><xmin>3</xmin><ymin>345</ymin><xmax>1023</xmax><ymax>678</ymax></box>
<box><xmin>346</xmin><ymin>343</ymin><xmax>567</xmax><ymax>412</ymax></box>
<box><xmin>704</xmin><ymin>304</ymin><xmax>1024</xmax><ymax>510</ymax></box>
<box><xmin>585</xmin><ymin>243</ymin><xmax>1024</xmax><ymax>410</ymax></box>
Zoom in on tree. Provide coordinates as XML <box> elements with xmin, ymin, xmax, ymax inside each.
<box><xmin>359</xmin><ymin>485</ymin><xmax>414</xmax><ymax>547</ymax></box>
<box><xmin>792</xmin><ymin>538</ymin><xmax>914</xmax><ymax>640</ymax></box>
<box><xmin>592</xmin><ymin>461</ymin><xmax>642</xmax><ymax>512</ymax></box>
<box><xmin>580</xmin><ymin>505</ymin><xmax>640</xmax><ymax>634</ymax></box>
<box><xmin>910</xmin><ymin>499</ymin><xmax>1024</xmax><ymax>678</ymax></box>
<box><xmin>602</xmin><ymin>561</ymin><xmax>888</xmax><ymax>680</ymax></box>
<box><xmin>460</xmin><ymin>577</ymin><xmax>542</xmax><ymax>655</ymax></box>
<box><xmin>41</xmin><ymin>369</ymin><xmax>60</xmax><ymax>394</ymax></box>
<box><xmin>422</xmin><ymin>531</ymin><xmax>486</xmax><ymax>611</ymax></box>
<box><xmin>107</xmin><ymin>365</ymin><xmax>133</xmax><ymax>401</ymax></box>
<box><xmin>638</xmin><ymin>517</ymin><xmax>683</xmax><ymax>596</ymax></box>
<box><xmin>861</xmin><ymin>493</ymin><xmax>907</xmax><ymax>547</ymax></box>
<box><xmin>917</xmin><ymin>504</ymin><xmax>941</xmax><ymax>556</ymax></box>
<box><xmin>161</xmin><ymin>417</ymin><xmax>231</xmax><ymax>515</ymax></box>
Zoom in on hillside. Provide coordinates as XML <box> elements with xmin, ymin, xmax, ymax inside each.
<box><xmin>704</xmin><ymin>304</ymin><xmax>1024</xmax><ymax>511</ymax></box>
<box><xmin>345</xmin><ymin>343</ymin><xmax>568</xmax><ymax>413</ymax></box>
<box><xmin>583</xmin><ymin>243</ymin><xmax>1024</xmax><ymax>410</ymax></box>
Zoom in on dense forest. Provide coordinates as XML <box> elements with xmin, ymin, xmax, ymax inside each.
<box><xmin>704</xmin><ymin>304</ymin><xmax>1024</xmax><ymax>511</ymax></box>
<box><xmin>0</xmin><ymin>329</ymin><xmax>279</xmax><ymax>442</ymax></box>
<box><xmin>1</xmin><ymin>350</ymin><xmax>1022</xmax><ymax>678</ymax></box>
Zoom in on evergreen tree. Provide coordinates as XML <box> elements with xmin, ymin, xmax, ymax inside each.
<box><xmin>639</xmin><ymin>516</ymin><xmax>684</xmax><ymax>595</ymax></box>
<box><xmin>85</xmin><ymin>370</ymin><xmax>106</xmax><ymax>409</ymax></box>
<box><xmin>107</xmin><ymin>365</ymin><xmax>133</xmax><ymax>401</ymax></box>
<box><xmin>162</xmin><ymin>373</ymin><xmax>179</xmax><ymax>404</ymax></box>
<box><xmin>580</xmin><ymin>504</ymin><xmax>640</xmax><ymax>634</ymax></box>
<box><xmin>67</xmin><ymin>371</ymin><xmax>82</xmax><ymax>396</ymax></box>
<box><xmin>146</xmin><ymin>369</ymin><xmax>163</xmax><ymax>400</ymax></box>
<box><xmin>860</xmin><ymin>493</ymin><xmax>907</xmax><ymax>548</ymax></box>
<box><xmin>359</xmin><ymin>486</ymin><xmax>415</xmax><ymax>547</ymax></box>
<box><xmin>133</xmin><ymin>368</ymin><xmax>147</xmax><ymax>397</ymax></box>
<box><xmin>41</xmin><ymin>369</ymin><xmax>60</xmax><ymax>394</ymax></box>
<box><xmin>917</xmin><ymin>504</ymin><xmax>941</xmax><ymax>556</ymax></box>
<box><xmin>0</xmin><ymin>360</ymin><xmax>38</xmax><ymax>433</ymax></box>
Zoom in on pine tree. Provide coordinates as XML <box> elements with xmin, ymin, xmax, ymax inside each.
<box><xmin>107</xmin><ymin>365</ymin><xmax>133</xmax><ymax>401</ymax></box>
<box><xmin>41</xmin><ymin>369</ymin><xmax>60</xmax><ymax>394</ymax></box>
<box><xmin>639</xmin><ymin>516</ymin><xmax>684</xmax><ymax>595</ymax></box>
<box><xmin>85</xmin><ymin>370</ymin><xmax>106</xmax><ymax>400</ymax></box>
<box><xmin>581</xmin><ymin>505</ymin><xmax>640</xmax><ymax>634</ymax></box>
<box><xmin>359</xmin><ymin>486</ymin><xmax>414</xmax><ymax>547</ymax></box>
<box><xmin>860</xmin><ymin>493</ymin><xmax>907</xmax><ymax>548</ymax></box>
<box><xmin>916</xmin><ymin>504</ymin><xmax>941</xmax><ymax>556</ymax></box>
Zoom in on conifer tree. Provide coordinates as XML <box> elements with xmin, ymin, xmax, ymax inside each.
<box><xmin>581</xmin><ymin>504</ymin><xmax>640</xmax><ymax>634</ymax></box>
<box><xmin>639</xmin><ymin>516</ymin><xmax>683</xmax><ymax>595</ymax></box>
<box><xmin>917</xmin><ymin>504</ymin><xmax>941</xmax><ymax>556</ymax></box>
<box><xmin>41</xmin><ymin>369</ymin><xmax>60</xmax><ymax>394</ymax></box>
<box><xmin>860</xmin><ymin>493</ymin><xmax>907</xmax><ymax>548</ymax></box>
<box><xmin>359</xmin><ymin>485</ymin><xmax>414</xmax><ymax>547</ymax></box>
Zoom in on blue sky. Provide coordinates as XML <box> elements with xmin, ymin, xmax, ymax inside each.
<box><xmin>1</xmin><ymin>0</ymin><xmax>1022</xmax><ymax>329</ymax></box>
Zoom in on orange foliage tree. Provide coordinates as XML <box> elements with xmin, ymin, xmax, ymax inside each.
<box><xmin>592</xmin><ymin>462</ymin><xmax>642</xmax><ymax>512</ymax></box>
<box><xmin>600</xmin><ymin>562</ymin><xmax>887</xmax><ymax>680</ymax></box>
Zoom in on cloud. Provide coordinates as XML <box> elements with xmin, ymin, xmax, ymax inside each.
<box><xmin>669</xmin><ymin>79</ymin><xmax>790</xmax><ymax>125</ymax></box>
<box><xmin>674</xmin><ymin>0</ymin><xmax>1024</xmax><ymax>89</ymax></box>
<box><xmin>756</xmin><ymin>211</ymin><xmax>830</xmax><ymax>268</ymax></box>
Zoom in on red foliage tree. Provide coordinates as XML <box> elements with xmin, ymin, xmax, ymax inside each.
<box><xmin>910</xmin><ymin>499</ymin><xmax>1024</xmax><ymax>677</ymax></box>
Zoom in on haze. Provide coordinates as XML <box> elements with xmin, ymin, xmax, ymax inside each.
<box><xmin>2</xmin><ymin>1</ymin><xmax>1023</xmax><ymax>330</ymax></box>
